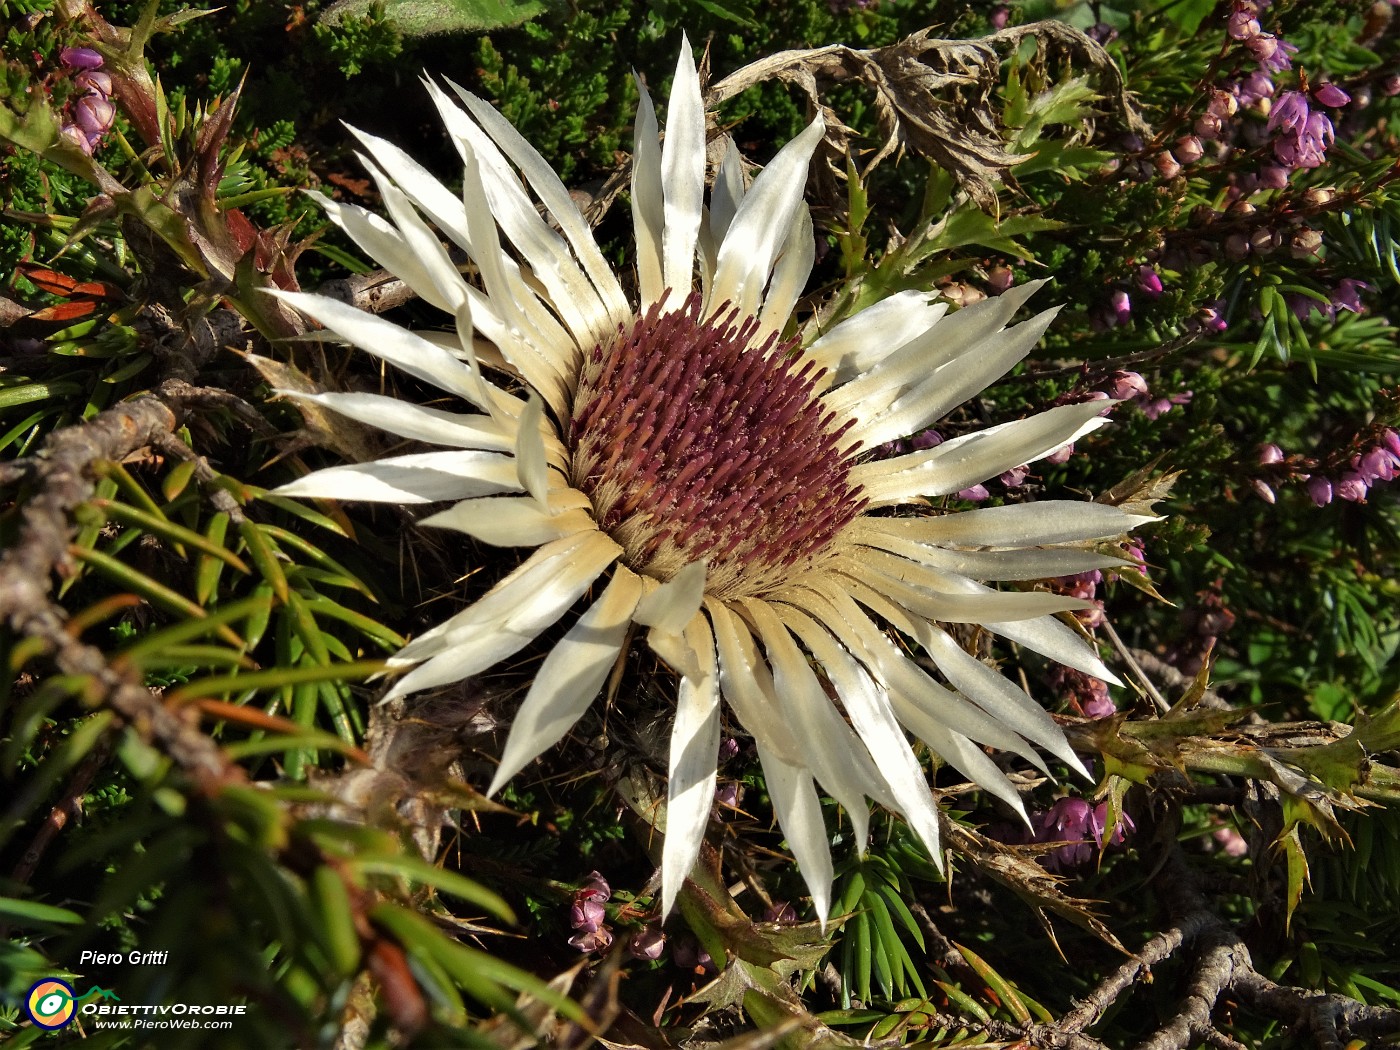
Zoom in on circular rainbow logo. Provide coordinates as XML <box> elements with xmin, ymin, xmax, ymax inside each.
<box><xmin>26</xmin><ymin>979</ymin><xmax>77</xmax><ymax>1030</ymax></box>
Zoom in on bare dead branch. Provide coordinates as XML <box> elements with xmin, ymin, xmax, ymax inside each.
<box><xmin>0</xmin><ymin>380</ymin><xmax>246</xmax><ymax>790</ymax></box>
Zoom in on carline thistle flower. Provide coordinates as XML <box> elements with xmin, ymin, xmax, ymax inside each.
<box><xmin>270</xmin><ymin>40</ymin><xmax>1154</xmax><ymax>920</ymax></box>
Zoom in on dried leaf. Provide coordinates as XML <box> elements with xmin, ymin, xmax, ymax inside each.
<box><xmin>708</xmin><ymin>21</ymin><xmax>1148</xmax><ymax>209</ymax></box>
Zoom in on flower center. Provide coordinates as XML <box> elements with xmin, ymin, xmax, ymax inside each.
<box><xmin>567</xmin><ymin>292</ymin><xmax>866</xmax><ymax>600</ymax></box>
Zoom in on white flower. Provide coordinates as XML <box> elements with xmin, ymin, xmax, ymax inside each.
<box><xmin>271</xmin><ymin>39</ymin><xmax>1153</xmax><ymax>920</ymax></box>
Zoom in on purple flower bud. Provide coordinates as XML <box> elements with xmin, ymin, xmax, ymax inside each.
<box><xmin>1154</xmin><ymin>151</ymin><xmax>1182</xmax><ymax>179</ymax></box>
<box><xmin>986</xmin><ymin>265</ymin><xmax>1015</xmax><ymax>294</ymax></box>
<box><xmin>1257</xmin><ymin>443</ymin><xmax>1285</xmax><ymax>465</ymax></box>
<box><xmin>911</xmin><ymin>428</ymin><xmax>944</xmax><ymax>451</ymax></box>
<box><xmin>568</xmin><ymin>926</ymin><xmax>614</xmax><ymax>953</ymax></box>
<box><xmin>1313</xmin><ymin>83</ymin><xmax>1351</xmax><ymax>108</ymax></box>
<box><xmin>718</xmin><ymin>737</ymin><xmax>740</xmax><ymax>761</ymax></box>
<box><xmin>59</xmin><ymin>123</ymin><xmax>94</xmax><ymax>155</ymax></box>
<box><xmin>1225</xmin><ymin>233</ymin><xmax>1251</xmax><ymax>261</ymax></box>
<box><xmin>1208</xmin><ymin>90</ymin><xmax>1240</xmax><ymax>117</ymax></box>
<box><xmin>1045</xmin><ymin>444</ymin><xmax>1074</xmax><ymax>465</ymax></box>
<box><xmin>1331</xmin><ymin>278</ymin><xmax>1367</xmax><ymax>314</ymax></box>
<box><xmin>1136</xmin><ymin>265</ymin><xmax>1164</xmax><ymax>298</ymax></box>
<box><xmin>570</xmin><ymin>898</ymin><xmax>605</xmax><ymax>933</ymax></box>
<box><xmin>1227</xmin><ymin>8</ymin><xmax>1260</xmax><ymax>39</ymax></box>
<box><xmin>1337</xmin><ymin>473</ymin><xmax>1369</xmax><ymax>502</ymax></box>
<box><xmin>628</xmin><ymin>926</ymin><xmax>666</xmax><ymax>960</ymax></box>
<box><xmin>763</xmin><ymin>900</ymin><xmax>799</xmax><ymax>924</ymax></box>
<box><xmin>74</xmin><ymin>69</ymin><xmax>113</xmax><ymax>96</ymax></box>
<box><xmin>990</xmin><ymin>4</ymin><xmax>1011</xmax><ymax>29</ymax></box>
<box><xmin>956</xmin><ymin>484</ymin><xmax>990</xmax><ymax>502</ymax></box>
<box><xmin>1083</xmin><ymin>692</ymin><xmax>1117</xmax><ymax>719</ymax></box>
<box><xmin>1105</xmin><ymin>370</ymin><xmax>1149</xmax><ymax>401</ymax></box>
<box><xmin>671</xmin><ymin>938</ymin><xmax>716</xmax><ymax>974</ymax></box>
<box><xmin>1307</xmin><ymin>476</ymin><xmax>1334</xmax><ymax>506</ymax></box>
<box><xmin>1238</xmin><ymin>72</ymin><xmax>1276</xmax><ymax>104</ymax></box>
<box><xmin>1110</xmin><ymin>289</ymin><xmax>1132</xmax><ymax>325</ymax></box>
<box><xmin>1383</xmin><ymin>429</ymin><xmax>1400</xmax><ymax>459</ymax></box>
<box><xmin>60</xmin><ymin>46</ymin><xmax>104</xmax><ymax>70</ymax></box>
<box><xmin>1194</xmin><ymin>112</ymin><xmax>1224</xmax><ymax>140</ymax></box>
<box><xmin>1258</xmin><ymin>165</ymin><xmax>1290</xmax><ymax>190</ymax></box>
<box><xmin>1384</xmin><ymin>74</ymin><xmax>1400</xmax><ymax>98</ymax></box>
<box><xmin>578</xmin><ymin>871</ymin><xmax>611</xmax><ymax>903</ymax></box>
<box><xmin>1199</xmin><ymin>303</ymin><xmax>1228</xmax><ymax>333</ymax></box>
<box><xmin>1174</xmin><ymin>135</ymin><xmax>1205</xmax><ymax>164</ymax></box>
<box><xmin>74</xmin><ymin>93</ymin><xmax>115</xmax><ymax>137</ymax></box>
<box><xmin>715</xmin><ymin>781</ymin><xmax>742</xmax><ymax>809</ymax></box>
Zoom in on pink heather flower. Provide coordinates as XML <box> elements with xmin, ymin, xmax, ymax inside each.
<box><xmin>1359</xmin><ymin>448</ymin><xmax>1394</xmax><ymax>482</ymax></box>
<box><xmin>1267</xmin><ymin>90</ymin><xmax>1311</xmax><ymax>134</ymax></box>
<box><xmin>628</xmin><ymin>926</ymin><xmax>667</xmax><ymax>960</ymax></box>
<box><xmin>1383</xmin><ymin>429</ymin><xmax>1400</xmax><ymax>459</ymax></box>
<box><xmin>990</xmin><ymin>4</ymin><xmax>1011</xmax><ymax>29</ymax></box>
<box><xmin>1307</xmin><ymin>476</ymin><xmax>1334</xmax><ymax>506</ymax></box>
<box><xmin>999</xmin><ymin>464</ymin><xmax>1030</xmax><ymax>488</ymax></box>
<box><xmin>956</xmin><ymin>484</ymin><xmax>990</xmax><ymax>502</ymax></box>
<box><xmin>1141</xmin><ymin>391</ymin><xmax>1193</xmax><ymax>420</ymax></box>
<box><xmin>1213</xmin><ymin>825</ymin><xmax>1249</xmax><ymax>857</ymax></box>
<box><xmin>1259</xmin><ymin>165</ymin><xmax>1290</xmax><ymax>190</ymax></box>
<box><xmin>714</xmin><ymin>781</ymin><xmax>742</xmax><ymax>809</ymax></box>
<box><xmin>1257</xmin><ymin>443</ymin><xmax>1285</xmax><ymax>465</ymax></box>
<box><xmin>569</xmin><ymin>926</ymin><xmax>614</xmax><ymax>953</ymax></box>
<box><xmin>717</xmin><ymin>736</ymin><xmax>740</xmax><ymax>761</ymax></box>
<box><xmin>1336</xmin><ymin>473</ymin><xmax>1369</xmax><ymax>502</ymax></box>
<box><xmin>1249</xmin><ymin>35</ymin><xmax>1297</xmax><ymax>72</ymax></box>
<box><xmin>570</xmin><ymin>898</ymin><xmax>606</xmax><ymax>933</ymax></box>
<box><xmin>1044</xmin><ymin>444</ymin><xmax>1074</xmax><ymax>465</ymax></box>
<box><xmin>59</xmin><ymin>123</ymin><xmax>94</xmax><ymax>155</ymax></box>
<box><xmin>1314</xmin><ymin>83</ymin><xmax>1351</xmax><ymax>108</ymax></box>
<box><xmin>1199</xmin><ymin>303</ymin><xmax>1228</xmax><ymax>333</ymax></box>
<box><xmin>59</xmin><ymin>46</ymin><xmax>104</xmax><ymax>70</ymax></box>
<box><xmin>1136</xmin><ymin>266</ymin><xmax>1163</xmax><ymax>298</ymax></box>
<box><xmin>1032</xmin><ymin>799</ymin><xmax>1134</xmax><ymax>873</ymax></box>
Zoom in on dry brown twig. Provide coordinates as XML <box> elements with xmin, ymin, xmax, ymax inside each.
<box><xmin>0</xmin><ymin>380</ymin><xmax>247</xmax><ymax>791</ymax></box>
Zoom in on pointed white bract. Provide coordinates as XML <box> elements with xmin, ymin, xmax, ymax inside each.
<box><xmin>271</xmin><ymin>40</ymin><xmax>1155</xmax><ymax>923</ymax></box>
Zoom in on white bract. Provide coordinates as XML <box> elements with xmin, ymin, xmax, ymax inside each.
<box><xmin>273</xmin><ymin>39</ymin><xmax>1153</xmax><ymax>920</ymax></box>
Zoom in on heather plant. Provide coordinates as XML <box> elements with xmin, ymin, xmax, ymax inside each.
<box><xmin>2</xmin><ymin>1</ymin><xmax>1399</xmax><ymax>1048</ymax></box>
